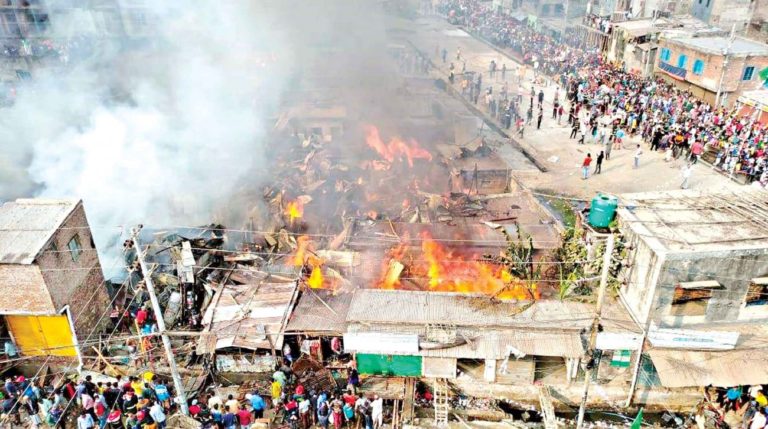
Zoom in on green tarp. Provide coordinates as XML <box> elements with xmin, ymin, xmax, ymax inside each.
<box><xmin>357</xmin><ymin>354</ymin><xmax>422</xmax><ymax>376</ymax></box>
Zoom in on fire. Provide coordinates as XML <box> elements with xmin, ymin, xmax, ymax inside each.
<box><xmin>376</xmin><ymin>232</ymin><xmax>535</xmax><ymax>300</ymax></box>
<box><xmin>284</xmin><ymin>200</ymin><xmax>304</xmax><ymax>224</ymax></box>
<box><xmin>364</xmin><ymin>125</ymin><xmax>432</xmax><ymax>167</ymax></box>
<box><xmin>307</xmin><ymin>265</ymin><xmax>324</xmax><ymax>289</ymax></box>
<box><xmin>292</xmin><ymin>235</ymin><xmax>310</xmax><ymax>267</ymax></box>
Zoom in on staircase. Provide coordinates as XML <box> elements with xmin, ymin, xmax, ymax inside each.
<box><xmin>538</xmin><ymin>384</ymin><xmax>558</xmax><ymax>429</ymax></box>
<box><xmin>433</xmin><ymin>378</ymin><xmax>450</xmax><ymax>426</ymax></box>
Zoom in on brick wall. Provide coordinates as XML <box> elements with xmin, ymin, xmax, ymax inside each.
<box><xmin>36</xmin><ymin>203</ymin><xmax>111</xmax><ymax>339</ymax></box>
<box><xmin>655</xmin><ymin>39</ymin><xmax>768</xmax><ymax>106</ymax></box>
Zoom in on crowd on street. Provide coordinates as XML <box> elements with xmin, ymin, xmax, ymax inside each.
<box><xmin>435</xmin><ymin>0</ymin><xmax>768</xmax><ymax>188</ymax></box>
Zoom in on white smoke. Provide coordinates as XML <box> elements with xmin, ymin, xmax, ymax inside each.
<box><xmin>0</xmin><ymin>0</ymin><xmax>395</xmax><ymax>274</ymax></box>
<box><xmin>0</xmin><ymin>1</ymin><xmax>295</xmax><ymax>262</ymax></box>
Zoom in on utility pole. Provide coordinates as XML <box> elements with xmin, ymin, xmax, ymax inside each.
<box><xmin>576</xmin><ymin>234</ymin><xmax>615</xmax><ymax>429</ymax></box>
<box><xmin>715</xmin><ymin>24</ymin><xmax>737</xmax><ymax>108</ymax></box>
<box><xmin>132</xmin><ymin>226</ymin><xmax>190</xmax><ymax>416</ymax></box>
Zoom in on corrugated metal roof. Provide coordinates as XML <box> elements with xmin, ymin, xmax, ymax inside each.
<box><xmin>648</xmin><ymin>323</ymin><xmax>768</xmax><ymax>387</ymax></box>
<box><xmin>420</xmin><ymin>331</ymin><xmax>583</xmax><ymax>359</ymax></box>
<box><xmin>649</xmin><ymin>348</ymin><xmax>768</xmax><ymax>387</ymax></box>
<box><xmin>285</xmin><ymin>290</ymin><xmax>352</xmax><ymax>333</ymax></box>
<box><xmin>201</xmin><ymin>280</ymin><xmax>299</xmax><ymax>351</ymax></box>
<box><xmin>0</xmin><ymin>199</ymin><xmax>80</xmax><ymax>264</ymax></box>
<box><xmin>347</xmin><ymin>324</ymin><xmax>583</xmax><ymax>359</ymax></box>
<box><xmin>346</xmin><ymin>290</ymin><xmax>637</xmax><ymax>332</ymax></box>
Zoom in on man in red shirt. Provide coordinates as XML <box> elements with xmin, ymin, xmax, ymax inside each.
<box><xmin>135</xmin><ymin>307</ymin><xmax>148</xmax><ymax>328</ymax></box>
<box><xmin>237</xmin><ymin>407</ymin><xmax>253</xmax><ymax>429</ymax></box>
<box><xmin>690</xmin><ymin>141</ymin><xmax>703</xmax><ymax>164</ymax></box>
<box><xmin>582</xmin><ymin>153</ymin><xmax>592</xmax><ymax>179</ymax></box>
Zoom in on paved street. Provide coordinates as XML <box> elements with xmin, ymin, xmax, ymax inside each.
<box><xmin>403</xmin><ymin>15</ymin><xmax>744</xmax><ymax>198</ymax></box>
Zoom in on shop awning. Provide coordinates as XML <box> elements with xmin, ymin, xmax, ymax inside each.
<box><xmin>648</xmin><ymin>347</ymin><xmax>768</xmax><ymax>388</ymax></box>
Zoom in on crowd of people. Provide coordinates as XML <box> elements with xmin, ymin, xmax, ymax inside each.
<box><xmin>265</xmin><ymin>363</ymin><xmax>384</xmax><ymax>429</ymax></box>
<box><xmin>435</xmin><ymin>0</ymin><xmax>768</xmax><ymax>188</ymax></box>
<box><xmin>0</xmin><ymin>357</ymin><xmax>393</xmax><ymax>429</ymax></box>
<box><xmin>694</xmin><ymin>384</ymin><xmax>768</xmax><ymax>429</ymax></box>
<box><xmin>0</xmin><ymin>371</ymin><xmax>178</xmax><ymax>429</ymax></box>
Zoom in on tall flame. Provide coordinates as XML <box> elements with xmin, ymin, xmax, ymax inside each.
<box><xmin>307</xmin><ymin>265</ymin><xmax>324</xmax><ymax>289</ymax></box>
<box><xmin>364</xmin><ymin>125</ymin><xmax>433</xmax><ymax>167</ymax></box>
<box><xmin>377</xmin><ymin>232</ymin><xmax>535</xmax><ymax>300</ymax></box>
<box><xmin>284</xmin><ymin>200</ymin><xmax>304</xmax><ymax>224</ymax></box>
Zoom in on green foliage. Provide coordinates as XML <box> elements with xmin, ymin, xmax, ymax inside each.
<box><xmin>496</xmin><ymin>223</ymin><xmax>541</xmax><ymax>298</ymax></box>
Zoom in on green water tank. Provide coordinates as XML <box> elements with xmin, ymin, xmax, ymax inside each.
<box><xmin>589</xmin><ymin>194</ymin><xmax>618</xmax><ymax>228</ymax></box>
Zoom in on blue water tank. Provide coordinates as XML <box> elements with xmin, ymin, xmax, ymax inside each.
<box><xmin>588</xmin><ymin>194</ymin><xmax>618</xmax><ymax>228</ymax></box>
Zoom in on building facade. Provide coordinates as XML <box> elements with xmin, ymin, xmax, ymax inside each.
<box><xmin>655</xmin><ymin>34</ymin><xmax>768</xmax><ymax>106</ymax></box>
<box><xmin>690</xmin><ymin>0</ymin><xmax>755</xmax><ymax>33</ymax></box>
<box><xmin>0</xmin><ymin>199</ymin><xmax>110</xmax><ymax>360</ymax></box>
<box><xmin>615</xmin><ymin>190</ymin><xmax>768</xmax><ymax>391</ymax></box>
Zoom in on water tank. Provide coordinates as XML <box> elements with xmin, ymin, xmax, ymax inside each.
<box><xmin>588</xmin><ymin>194</ymin><xmax>618</xmax><ymax>228</ymax></box>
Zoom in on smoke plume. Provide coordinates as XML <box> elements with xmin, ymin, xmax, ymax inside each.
<box><xmin>0</xmin><ymin>0</ymin><xmax>391</xmax><ymax>266</ymax></box>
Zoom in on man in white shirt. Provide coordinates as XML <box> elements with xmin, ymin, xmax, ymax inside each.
<box><xmin>149</xmin><ymin>401</ymin><xmax>167</xmax><ymax>429</ymax></box>
<box><xmin>208</xmin><ymin>394</ymin><xmax>223</xmax><ymax>411</ymax></box>
<box><xmin>750</xmin><ymin>408</ymin><xmax>766</xmax><ymax>429</ymax></box>
<box><xmin>633</xmin><ymin>144</ymin><xmax>643</xmax><ymax>169</ymax></box>
<box><xmin>681</xmin><ymin>163</ymin><xmax>693</xmax><ymax>189</ymax></box>
<box><xmin>371</xmin><ymin>395</ymin><xmax>384</xmax><ymax>429</ymax></box>
<box><xmin>77</xmin><ymin>411</ymin><xmax>95</xmax><ymax>429</ymax></box>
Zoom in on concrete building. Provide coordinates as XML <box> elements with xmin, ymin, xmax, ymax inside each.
<box><xmin>615</xmin><ymin>189</ymin><xmax>768</xmax><ymax>390</ymax></box>
<box><xmin>0</xmin><ymin>199</ymin><xmax>110</xmax><ymax>360</ymax></box>
<box><xmin>655</xmin><ymin>34</ymin><xmax>768</xmax><ymax>106</ymax></box>
<box><xmin>690</xmin><ymin>0</ymin><xmax>755</xmax><ymax>34</ymax></box>
<box><xmin>606</xmin><ymin>17</ymin><xmax>722</xmax><ymax>76</ymax></box>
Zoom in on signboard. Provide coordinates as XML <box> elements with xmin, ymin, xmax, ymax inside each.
<box><xmin>596</xmin><ymin>332</ymin><xmax>643</xmax><ymax>350</ymax></box>
<box><xmin>343</xmin><ymin>332</ymin><xmax>419</xmax><ymax>354</ymax></box>
<box><xmin>648</xmin><ymin>327</ymin><xmax>739</xmax><ymax>350</ymax></box>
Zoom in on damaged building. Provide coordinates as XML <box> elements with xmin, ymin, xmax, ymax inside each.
<box><xmin>0</xmin><ymin>199</ymin><xmax>110</xmax><ymax>365</ymax></box>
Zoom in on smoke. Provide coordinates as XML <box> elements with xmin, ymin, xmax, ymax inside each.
<box><xmin>0</xmin><ymin>0</ymin><xmax>392</xmax><ymax>266</ymax></box>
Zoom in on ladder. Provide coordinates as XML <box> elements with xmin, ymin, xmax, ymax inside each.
<box><xmin>538</xmin><ymin>384</ymin><xmax>558</xmax><ymax>429</ymax></box>
<box><xmin>433</xmin><ymin>378</ymin><xmax>450</xmax><ymax>426</ymax></box>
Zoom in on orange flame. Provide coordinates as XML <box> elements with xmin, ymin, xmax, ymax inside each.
<box><xmin>376</xmin><ymin>232</ymin><xmax>535</xmax><ymax>300</ymax></box>
<box><xmin>284</xmin><ymin>200</ymin><xmax>304</xmax><ymax>224</ymax></box>
<box><xmin>292</xmin><ymin>235</ymin><xmax>309</xmax><ymax>267</ymax></box>
<box><xmin>364</xmin><ymin>125</ymin><xmax>433</xmax><ymax>167</ymax></box>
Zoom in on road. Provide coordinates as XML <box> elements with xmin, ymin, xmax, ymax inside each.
<box><xmin>400</xmin><ymin>15</ymin><xmax>744</xmax><ymax>199</ymax></box>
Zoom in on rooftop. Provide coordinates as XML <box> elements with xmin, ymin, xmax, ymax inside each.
<box><xmin>617</xmin><ymin>189</ymin><xmax>768</xmax><ymax>254</ymax></box>
<box><xmin>201</xmin><ymin>279</ymin><xmax>299</xmax><ymax>351</ymax></box>
<box><xmin>345</xmin><ymin>289</ymin><xmax>639</xmax><ymax>333</ymax></box>
<box><xmin>665</xmin><ymin>36</ymin><xmax>768</xmax><ymax>56</ymax></box>
<box><xmin>0</xmin><ymin>199</ymin><xmax>80</xmax><ymax>265</ymax></box>
<box><xmin>648</xmin><ymin>323</ymin><xmax>768</xmax><ymax>387</ymax></box>
<box><xmin>285</xmin><ymin>290</ymin><xmax>352</xmax><ymax>334</ymax></box>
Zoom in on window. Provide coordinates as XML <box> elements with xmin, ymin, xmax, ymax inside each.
<box><xmin>677</xmin><ymin>54</ymin><xmax>687</xmax><ymax>69</ymax></box>
<box><xmin>670</xmin><ymin>280</ymin><xmax>722</xmax><ymax>316</ymax></box>
<box><xmin>67</xmin><ymin>235</ymin><xmax>82</xmax><ymax>262</ymax></box>
<box><xmin>660</xmin><ymin>48</ymin><xmax>671</xmax><ymax>62</ymax></box>
<box><xmin>745</xmin><ymin>278</ymin><xmax>768</xmax><ymax>306</ymax></box>
<box><xmin>693</xmin><ymin>59</ymin><xmax>705</xmax><ymax>75</ymax></box>
<box><xmin>743</xmin><ymin>66</ymin><xmax>755</xmax><ymax>81</ymax></box>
